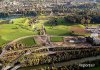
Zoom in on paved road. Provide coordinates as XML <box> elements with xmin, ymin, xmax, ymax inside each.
<box><xmin>0</xmin><ymin>35</ymin><xmax>100</xmax><ymax>70</ymax></box>
<box><xmin>2</xmin><ymin>46</ymin><xmax>100</xmax><ymax>70</ymax></box>
<box><xmin>0</xmin><ymin>35</ymin><xmax>36</xmax><ymax>57</ymax></box>
<box><xmin>0</xmin><ymin>49</ymin><xmax>7</xmax><ymax>58</ymax></box>
<box><xmin>0</xmin><ymin>35</ymin><xmax>49</xmax><ymax>58</ymax></box>
<box><xmin>1</xmin><ymin>47</ymin><xmax>55</xmax><ymax>70</ymax></box>
<box><xmin>7</xmin><ymin>35</ymin><xmax>35</xmax><ymax>45</ymax></box>
<box><xmin>11</xmin><ymin>65</ymin><xmax>21</xmax><ymax>70</ymax></box>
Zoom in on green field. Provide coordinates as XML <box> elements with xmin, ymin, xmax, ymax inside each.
<box><xmin>33</xmin><ymin>16</ymin><xmax>86</xmax><ymax>36</ymax></box>
<box><xmin>50</xmin><ymin>37</ymin><xmax>64</xmax><ymax>42</ymax></box>
<box><xmin>18</xmin><ymin>37</ymin><xmax>36</xmax><ymax>47</ymax></box>
<box><xmin>0</xmin><ymin>24</ymin><xmax>36</xmax><ymax>47</ymax></box>
<box><xmin>0</xmin><ymin>16</ymin><xmax>88</xmax><ymax>47</ymax></box>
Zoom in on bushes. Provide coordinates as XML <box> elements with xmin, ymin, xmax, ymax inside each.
<box><xmin>5</xmin><ymin>37</ymin><xmax>38</xmax><ymax>51</ymax></box>
<box><xmin>18</xmin><ymin>48</ymin><xmax>100</xmax><ymax>67</ymax></box>
<box><xmin>1</xmin><ymin>47</ymin><xmax>100</xmax><ymax>69</ymax></box>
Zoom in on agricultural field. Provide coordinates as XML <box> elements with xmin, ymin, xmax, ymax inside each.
<box><xmin>17</xmin><ymin>37</ymin><xmax>37</xmax><ymax>47</ymax></box>
<box><xmin>0</xmin><ymin>19</ymin><xmax>36</xmax><ymax>47</ymax></box>
<box><xmin>50</xmin><ymin>37</ymin><xmax>64</xmax><ymax>42</ymax></box>
<box><xmin>45</xmin><ymin>24</ymin><xmax>86</xmax><ymax>36</ymax></box>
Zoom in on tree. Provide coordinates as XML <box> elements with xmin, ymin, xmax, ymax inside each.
<box><xmin>81</xmin><ymin>18</ymin><xmax>86</xmax><ymax>24</ymax></box>
<box><xmin>86</xmin><ymin>19</ymin><xmax>91</xmax><ymax>26</ymax></box>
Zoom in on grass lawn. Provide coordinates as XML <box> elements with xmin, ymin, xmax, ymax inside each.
<box><xmin>45</xmin><ymin>24</ymin><xmax>73</xmax><ymax>36</ymax></box>
<box><xmin>0</xmin><ymin>24</ymin><xmax>36</xmax><ymax>47</ymax></box>
<box><xmin>50</xmin><ymin>37</ymin><xmax>64</xmax><ymax>42</ymax></box>
<box><xmin>12</xmin><ymin>18</ymin><xmax>29</xmax><ymax>25</ymax></box>
<box><xmin>32</xmin><ymin>17</ymin><xmax>86</xmax><ymax>36</ymax></box>
<box><xmin>45</xmin><ymin>20</ymin><xmax>86</xmax><ymax>36</ymax></box>
<box><xmin>0</xmin><ymin>37</ymin><xmax>7</xmax><ymax>47</ymax></box>
<box><xmin>18</xmin><ymin>37</ymin><xmax>36</xmax><ymax>47</ymax></box>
